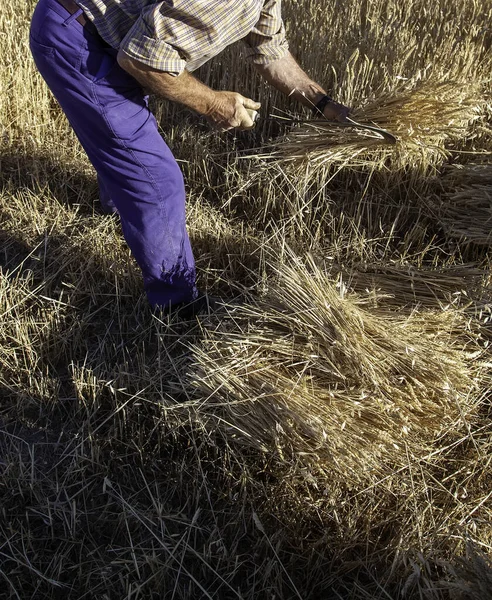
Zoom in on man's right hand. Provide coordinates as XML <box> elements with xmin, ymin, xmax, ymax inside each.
<box><xmin>117</xmin><ymin>51</ymin><xmax>260</xmax><ymax>130</ymax></box>
<box><xmin>205</xmin><ymin>92</ymin><xmax>261</xmax><ymax>131</ymax></box>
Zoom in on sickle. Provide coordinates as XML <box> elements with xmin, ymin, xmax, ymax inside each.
<box><xmin>261</xmin><ymin>113</ymin><xmax>398</xmax><ymax>145</ymax></box>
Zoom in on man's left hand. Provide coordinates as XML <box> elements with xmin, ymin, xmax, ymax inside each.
<box><xmin>322</xmin><ymin>99</ymin><xmax>350</xmax><ymax>122</ymax></box>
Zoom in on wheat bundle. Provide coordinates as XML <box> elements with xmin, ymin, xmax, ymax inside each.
<box><xmin>342</xmin><ymin>261</ymin><xmax>487</xmax><ymax>309</ymax></box>
<box><xmin>272</xmin><ymin>81</ymin><xmax>483</xmax><ymax>175</ymax></box>
<box><xmin>187</xmin><ymin>255</ymin><xmax>483</xmax><ymax>485</ymax></box>
<box><xmin>431</xmin><ymin>163</ymin><xmax>492</xmax><ymax>245</ymax></box>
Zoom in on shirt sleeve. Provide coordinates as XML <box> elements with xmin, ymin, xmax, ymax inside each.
<box><xmin>118</xmin><ymin>2</ymin><xmax>193</xmax><ymax>75</ymax></box>
<box><xmin>243</xmin><ymin>0</ymin><xmax>289</xmax><ymax>65</ymax></box>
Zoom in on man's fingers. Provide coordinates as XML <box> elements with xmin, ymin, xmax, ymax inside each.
<box><xmin>241</xmin><ymin>97</ymin><xmax>261</xmax><ymax>111</ymax></box>
<box><xmin>205</xmin><ymin>92</ymin><xmax>261</xmax><ymax>130</ymax></box>
<box><xmin>239</xmin><ymin>107</ymin><xmax>258</xmax><ymax>129</ymax></box>
<box><xmin>241</xmin><ymin>97</ymin><xmax>261</xmax><ymax>128</ymax></box>
<box><xmin>323</xmin><ymin>100</ymin><xmax>351</xmax><ymax>123</ymax></box>
<box><xmin>245</xmin><ymin>108</ymin><xmax>259</xmax><ymax>123</ymax></box>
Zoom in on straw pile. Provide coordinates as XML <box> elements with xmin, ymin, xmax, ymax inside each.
<box><xmin>342</xmin><ymin>261</ymin><xmax>488</xmax><ymax>310</ymax></box>
<box><xmin>187</xmin><ymin>254</ymin><xmax>484</xmax><ymax>485</ymax></box>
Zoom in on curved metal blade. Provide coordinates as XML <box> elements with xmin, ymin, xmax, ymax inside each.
<box><xmin>268</xmin><ymin>113</ymin><xmax>398</xmax><ymax>144</ymax></box>
<box><xmin>345</xmin><ymin>117</ymin><xmax>397</xmax><ymax>144</ymax></box>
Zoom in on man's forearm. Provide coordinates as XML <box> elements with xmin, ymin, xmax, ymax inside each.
<box><xmin>117</xmin><ymin>50</ymin><xmax>260</xmax><ymax>130</ymax></box>
<box><xmin>117</xmin><ymin>50</ymin><xmax>217</xmax><ymax>114</ymax></box>
<box><xmin>254</xmin><ymin>51</ymin><xmax>326</xmax><ymax>110</ymax></box>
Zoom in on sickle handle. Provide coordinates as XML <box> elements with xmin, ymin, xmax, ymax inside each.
<box><xmin>246</xmin><ymin>109</ymin><xmax>260</xmax><ymax>124</ymax></box>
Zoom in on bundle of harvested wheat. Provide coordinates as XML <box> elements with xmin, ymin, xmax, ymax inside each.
<box><xmin>342</xmin><ymin>261</ymin><xmax>488</xmax><ymax>310</ymax></box>
<box><xmin>430</xmin><ymin>163</ymin><xmax>492</xmax><ymax>246</ymax></box>
<box><xmin>272</xmin><ymin>80</ymin><xmax>483</xmax><ymax>176</ymax></box>
<box><xmin>187</xmin><ymin>254</ymin><xmax>484</xmax><ymax>486</ymax></box>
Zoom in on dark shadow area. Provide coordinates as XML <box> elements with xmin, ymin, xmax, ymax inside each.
<box><xmin>0</xmin><ymin>148</ymin><xmax>103</xmax><ymax>215</ymax></box>
<box><xmin>0</xmin><ymin>228</ymin><xmax>34</xmax><ymax>272</ymax></box>
<box><xmin>0</xmin><ymin>147</ymin><xmax>196</xmax><ymax>425</ymax></box>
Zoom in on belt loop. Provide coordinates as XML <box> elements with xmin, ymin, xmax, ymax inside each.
<box><xmin>63</xmin><ymin>8</ymin><xmax>84</xmax><ymax>26</ymax></box>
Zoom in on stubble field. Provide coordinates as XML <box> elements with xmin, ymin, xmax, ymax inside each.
<box><xmin>1</xmin><ymin>0</ymin><xmax>492</xmax><ymax>598</ymax></box>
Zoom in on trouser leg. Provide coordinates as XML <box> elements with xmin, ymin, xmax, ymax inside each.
<box><xmin>29</xmin><ymin>0</ymin><xmax>197</xmax><ymax>308</ymax></box>
<box><xmin>97</xmin><ymin>174</ymin><xmax>118</xmax><ymax>215</ymax></box>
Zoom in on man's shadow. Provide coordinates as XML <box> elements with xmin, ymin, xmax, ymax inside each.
<box><xmin>0</xmin><ymin>147</ymin><xmax>265</xmax><ymax>436</ymax></box>
<box><xmin>0</xmin><ymin>149</ymin><xmax>190</xmax><ymax>432</ymax></box>
<box><xmin>0</xmin><ymin>148</ymin><xmax>102</xmax><ymax>217</ymax></box>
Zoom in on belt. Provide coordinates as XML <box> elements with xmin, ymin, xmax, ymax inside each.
<box><xmin>56</xmin><ymin>0</ymin><xmax>99</xmax><ymax>36</ymax></box>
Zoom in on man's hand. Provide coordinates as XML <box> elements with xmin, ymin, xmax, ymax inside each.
<box><xmin>205</xmin><ymin>92</ymin><xmax>261</xmax><ymax>131</ymax></box>
<box><xmin>320</xmin><ymin>98</ymin><xmax>350</xmax><ymax>122</ymax></box>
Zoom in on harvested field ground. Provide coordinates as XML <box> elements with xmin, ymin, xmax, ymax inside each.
<box><xmin>1</xmin><ymin>0</ymin><xmax>492</xmax><ymax>598</ymax></box>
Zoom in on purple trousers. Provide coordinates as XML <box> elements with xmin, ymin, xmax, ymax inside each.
<box><xmin>29</xmin><ymin>0</ymin><xmax>198</xmax><ymax>309</ymax></box>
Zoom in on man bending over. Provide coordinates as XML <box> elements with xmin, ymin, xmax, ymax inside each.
<box><xmin>30</xmin><ymin>0</ymin><xmax>349</xmax><ymax>316</ymax></box>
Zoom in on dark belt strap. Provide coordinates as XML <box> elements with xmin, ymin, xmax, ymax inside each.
<box><xmin>57</xmin><ymin>0</ymin><xmax>88</xmax><ymax>25</ymax></box>
<box><xmin>56</xmin><ymin>0</ymin><xmax>112</xmax><ymax>47</ymax></box>
<box><xmin>56</xmin><ymin>0</ymin><xmax>101</xmax><ymax>39</ymax></box>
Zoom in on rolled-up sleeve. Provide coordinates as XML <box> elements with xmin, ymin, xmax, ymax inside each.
<box><xmin>119</xmin><ymin>2</ymin><xmax>192</xmax><ymax>74</ymax></box>
<box><xmin>118</xmin><ymin>0</ymin><xmax>289</xmax><ymax>75</ymax></box>
<box><xmin>243</xmin><ymin>0</ymin><xmax>289</xmax><ymax>65</ymax></box>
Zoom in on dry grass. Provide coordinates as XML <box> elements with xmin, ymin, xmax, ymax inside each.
<box><xmin>1</xmin><ymin>0</ymin><xmax>492</xmax><ymax>598</ymax></box>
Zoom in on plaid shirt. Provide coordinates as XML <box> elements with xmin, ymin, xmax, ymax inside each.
<box><xmin>76</xmin><ymin>0</ymin><xmax>289</xmax><ymax>74</ymax></box>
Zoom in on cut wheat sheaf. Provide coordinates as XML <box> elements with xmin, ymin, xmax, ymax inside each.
<box><xmin>263</xmin><ymin>81</ymin><xmax>485</xmax><ymax>175</ymax></box>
